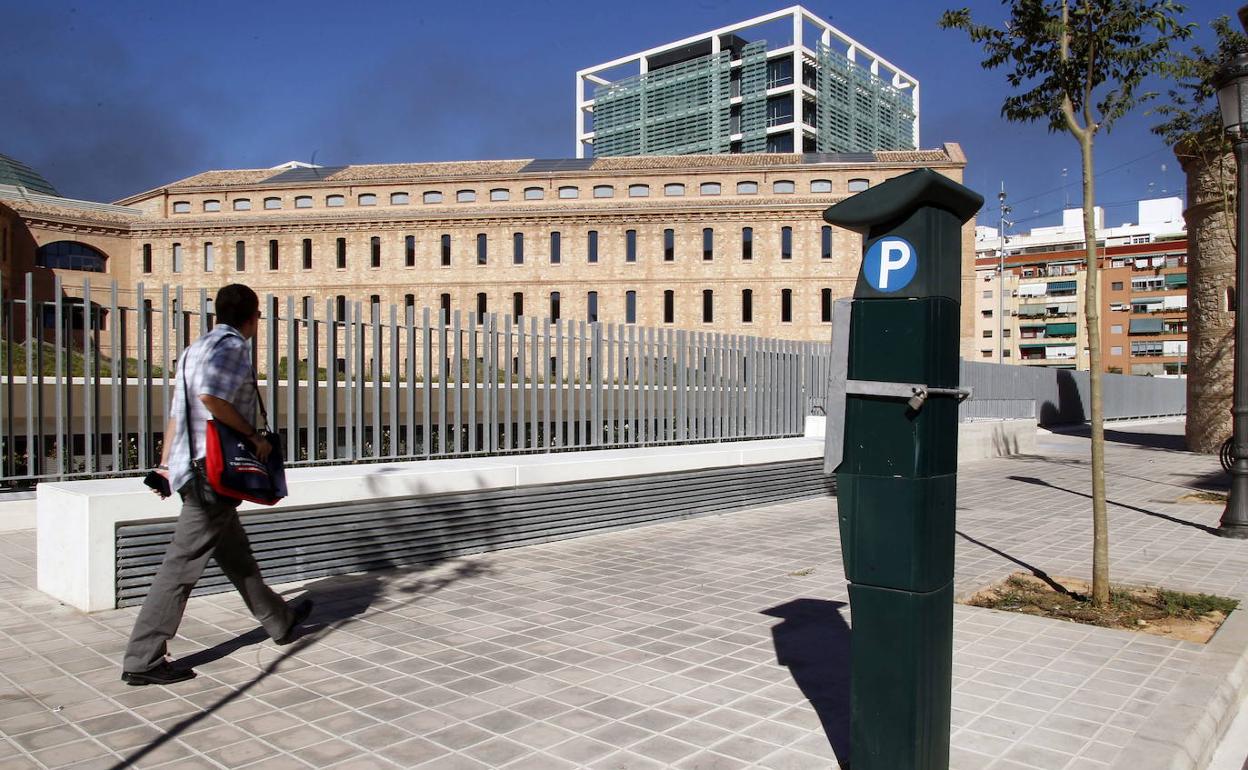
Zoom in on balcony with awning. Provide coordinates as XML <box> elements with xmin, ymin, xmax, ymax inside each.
<box><xmin>1045</xmin><ymin>322</ymin><xmax>1076</xmax><ymax>338</ymax></box>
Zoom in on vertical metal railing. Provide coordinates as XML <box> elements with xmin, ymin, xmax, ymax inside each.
<box><xmin>0</xmin><ymin>274</ymin><xmax>828</xmax><ymax>487</ymax></box>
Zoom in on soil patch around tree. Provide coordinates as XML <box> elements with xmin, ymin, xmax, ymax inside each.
<box><xmin>962</xmin><ymin>572</ymin><xmax>1238</xmax><ymax>643</ymax></box>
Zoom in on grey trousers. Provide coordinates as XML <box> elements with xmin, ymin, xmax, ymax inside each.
<box><xmin>122</xmin><ymin>485</ymin><xmax>293</xmax><ymax>673</ymax></box>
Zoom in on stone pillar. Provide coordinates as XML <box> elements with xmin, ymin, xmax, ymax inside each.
<box><xmin>1183</xmin><ymin>148</ymin><xmax>1236</xmax><ymax>454</ymax></box>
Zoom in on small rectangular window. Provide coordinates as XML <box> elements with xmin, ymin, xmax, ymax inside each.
<box><xmin>626</xmin><ymin>230</ymin><xmax>637</xmax><ymax>263</ymax></box>
<box><xmin>204</xmin><ymin>242</ymin><xmax>214</xmax><ymax>272</ymax></box>
<box><xmin>370</xmin><ymin>236</ymin><xmax>381</xmax><ymax>268</ymax></box>
<box><xmin>1111</xmin><ymin>281</ymin><xmax>1124</xmax><ymax>291</ymax></box>
<box><xmin>742</xmin><ymin>227</ymin><xmax>753</xmax><ymax>261</ymax></box>
<box><xmin>476</xmin><ymin>233</ymin><xmax>487</xmax><ymax>265</ymax></box>
<box><xmin>336</xmin><ymin>295</ymin><xmax>347</xmax><ymax>320</ymax></box>
<box><xmin>702</xmin><ymin>289</ymin><xmax>713</xmax><ymax>323</ymax></box>
<box><xmin>336</xmin><ymin>237</ymin><xmax>346</xmax><ymax>269</ymax></box>
<box><xmin>405</xmin><ymin>235</ymin><xmax>415</xmax><ymax>267</ymax></box>
<box><xmin>302</xmin><ymin>238</ymin><xmax>312</xmax><ymax>270</ymax></box>
<box><xmin>664</xmin><ymin>229</ymin><xmax>675</xmax><ymax>262</ymax></box>
<box><xmin>513</xmin><ymin>232</ymin><xmax>524</xmax><ymax>265</ymax></box>
<box><xmin>821</xmin><ymin>288</ymin><xmax>832</xmax><ymax>322</ymax></box>
<box><xmin>235</xmin><ymin>241</ymin><xmax>245</xmax><ymax>271</ymax></box>
<box><xmin>172</xmin><ymin>243</ymin><xmax>183</xmax><ymax>273</ymax></box>
<box><xmin>476</xmin><ymin>292</ymin><xmax>487</xmax><ymax>323</ymax></box>
<box><xmin>821</xmin><ymin>226</ymin><xmax>832</xmax><ymax>259</ymax></box>
<box><xmin>587</xmin><ymin>291</ymin><xmax>598</xmax><ymax>323</ymax></box>
<box><xmin>440</xmin><ymin>294</ymin><xmax>451</xmax><ymax>324</ymax></box>
<box><xmin>742</xmin><ymin>289</ymin><xmax>753</xmax><ymax>323</ymax></box>
<box><xmin>550</xmin><ymin>291</ymin><xmax>561</xmax><ymax>322</ymax></box>
<box><xmin>142</xmin><ymin>243</ymin><xmax>152</xmax><ymax>274</ymax></box>
<box><xmin>404</xmin><ymin>293</ymin><xmax>415</xmax><ymax>314</ymax></box>
<box><xmin>781</xmin><ymin>289</ymin><xmax>792</xmax><ymax>323</ymax></box>
<box><xmin>702</xmin><ymin>228</ymin><xmax>713</xmax><ymax>261</ymax></box>
<box><xmin>664</xmin><ymin>290</ymin><xmax>675</xmax><ymax>324</ymax></box>
<box><xmin>513</xmin><ymin>292</ymin><xmax>524</xmax><ymax>319</ymax></box>
<box><xmin>587</xmin><ymin>230</ymin><xmax>598</xmax><ymax>263</ymax></box>
<box><xmin>441</xmin><ymin>234</ymin><xmax>451</xmax><ymax>267</ymax></box>
<box><xmin>625</xmin><ymin>290</ymin><xmax>637</xmax><ymax>324</ymax></box>
<box><xmin>551</xmin><ymin>231</ymin><xmax>561</xmax><ymax>264</ymax></box>
<box><xmin>268</xmin><ymin>239</ymin><xmax>279</xmax><ymax>270</ymax></box>
<box><xmin>781</xmin><ymin>226</ymin><xmax>792</xmax><ymax>260</ymax></box>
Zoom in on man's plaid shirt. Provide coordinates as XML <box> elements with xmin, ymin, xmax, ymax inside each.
<box><xmin>166</xmin><ymin>324</ymin><xmax>259</xmax><ymax>493</ymax></box>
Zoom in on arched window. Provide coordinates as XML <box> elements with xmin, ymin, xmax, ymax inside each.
<box><xmin>294</xmin><ymin>196</ymin><xmax>313</xmax><ymax>208</ymax></box>
<box><xmin>202</xmin><ymin>200</ymin><xmax>221</xmax><ymax>212</ymax></box>
<box><xmin>233</xmin><ymin>198</ymin><xmax>252</xmax><ymax>211</ymax></box>
<box><xmin>593</xmin><ymin>185</ymin><xmax>615</xmax><ymax>198</ymax></box>
<box><xmin>423</xmin><ymin>191</ymin><xmax>443</xmax><ymax>204</ymax></box>
<box><xmin>628</xmin><ymin>184</ymin><xmax>649</xmax><ymax>197</ymax></box>
<box><xmin>36</xmin><ymin>241</ymin><xmax>107</xmax><ymax>272</ymax></box>
<box><xmin>172</xmin><ymin>201</ymin><xmax>190</xmax><ymax>213</ymax></box>
<box><xmin>664</xmin><ymin>183</ymin><xmax>685</xmax><ymax>197</ymax></box>
<box><xmin>264</xmin><ymin>197</ymin><xmax>282</xmax><ymax>209</ymax></box>
<box><xmin>358</xmin><ymin>193</ymin><xmax>377</xmax><ymax>206</ymax></box>
<box><xmin>810</xmin><ymin>179</ymin><xmax>833</xmax><ymax>193</ymax></box>
<box><xmin>699</xmin><ymin>182</ymin><xmax>721</xmax><ymax>195</ymax></box>
<box><xmin>736</xmin><ymin>181</ymin><xmax>758</xmax><ymax>194</ymax></box>
<box><xmin>848</xmin><ymin>178</ymin><xmax>870</xmax><ymax>193</ymax></box>
<box><xmin>558</xmin><ymin>186</ymin><xmax>579</xmax><ymax>199</ymax></box>
<box><xmin>524</xmin><ymin>187</ymin><xmax>545</xmax><ymax>200</ymax></box>
<box><xmin>326</xmin><ymin>195</ymin><xmax>345</xmax><ymax>207</ymax></box>
<box><xmin>773</xmin><ymin>180</ymin><xmax>795</xmax><ymax>194</ymax></box>
<box><xmin>490</xmin><ymin>188</ymin><xmax>510</xmax><ymax>201</ymax></box>
<box><xmin>456</xmin><ymin>189</ymin><xmax>477</xmax><ymax>202</ymax></box>
<box><xmin>390</xmin><ymin>192</ymin><xmax>410</xmax><ymax>205</ymax></box>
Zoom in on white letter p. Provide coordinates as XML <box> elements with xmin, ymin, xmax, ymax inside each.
<box><xmin>878</xmin><ymin>240</ymin><xmax>912</xmax><ymax>290</ymax></box>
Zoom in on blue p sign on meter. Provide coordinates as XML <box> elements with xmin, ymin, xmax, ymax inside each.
<box><xmin>864</xmin><ymin>236</ymin><xmax>918</xmax><ymax>293</ymax></box>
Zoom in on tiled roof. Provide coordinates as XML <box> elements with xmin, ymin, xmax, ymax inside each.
<box><xmin>147</xmin><ymin>146</ymin><xmax>961</xmax><ymax>194</ymax></box>
<box><xmin>0</xmin><ymin>185</ymin><xmax>144</xmax><ymax>225</ymax></box>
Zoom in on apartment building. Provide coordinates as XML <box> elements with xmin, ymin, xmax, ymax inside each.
<box><xmin>576</xmin><ymin>6</ymin><xmax>919</xmax><ymax>158</ymax></box>
<box><xmin>974</xmin><ymin>198</ymin><xmax>1188</xmax><ymax>375</ymax></box>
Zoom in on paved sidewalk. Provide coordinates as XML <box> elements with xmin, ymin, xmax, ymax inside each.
<box><xmin>1</xmin><ymin>420</ymin><xmax>1245</xmax><ymax>769</ymax></box>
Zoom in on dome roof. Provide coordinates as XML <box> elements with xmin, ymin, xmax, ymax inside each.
<box><xmin>0</xmin><ymin>153</ymin><xmax>59</xmax><ymax>196</ymax></box>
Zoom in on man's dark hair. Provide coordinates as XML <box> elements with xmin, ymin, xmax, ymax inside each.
<box><xmin>215</xmin><ymin>284</ymin><xmax>260</xmax><ymax>327</ymax></box>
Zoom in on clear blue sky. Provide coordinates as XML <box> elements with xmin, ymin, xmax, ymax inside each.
<box><xmin>0</xmin><ymin>0</ymin><xmax>1232</xmax><ymax>230</ymax></box>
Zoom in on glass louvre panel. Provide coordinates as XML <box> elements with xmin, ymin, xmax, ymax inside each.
<box><xmin>1048</xmin><ymin>281</ymin><xmax>1077</xmax><ymax>292</ymax></box>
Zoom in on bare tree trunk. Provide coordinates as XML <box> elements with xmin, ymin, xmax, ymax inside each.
<box><xmin>1080</xmin><ymin>133</ymin><xmax>1110</xmax><ymax>607</ymax></box>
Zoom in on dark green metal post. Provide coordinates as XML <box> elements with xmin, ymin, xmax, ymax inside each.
<box><xmin>824</xmin><ymin>169</ymin><xmax>983</xmax><ymax>770</ymax></box>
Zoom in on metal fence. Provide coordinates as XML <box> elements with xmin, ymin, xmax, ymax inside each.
<box><xmin>0</xmin><ymin>275</ymin><xmax>830</xmax><ymax>488</ymax></box>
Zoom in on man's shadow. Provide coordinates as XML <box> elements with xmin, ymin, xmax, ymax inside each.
<box><xmin>763</xmin><ymin>598</ymin><xmax>851</xmax><ymax>767</ymax></box>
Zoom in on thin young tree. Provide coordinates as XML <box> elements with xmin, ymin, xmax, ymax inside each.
<box><xmin>940</xmin><ymin>1</ymin><xmax>1192</xmax><ymax>606</ymax></box>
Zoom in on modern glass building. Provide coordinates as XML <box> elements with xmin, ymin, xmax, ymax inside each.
<box><xmin>576</xmin><ymin>5</ymin><xmax>919</xmax><ymax>158</ymax></box>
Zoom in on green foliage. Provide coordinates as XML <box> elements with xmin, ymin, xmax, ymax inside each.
<box><xmin>1159</xmin><ymin>589</ymin><xmax>1239</xmax><ymax>616</ymax></box>
<box><xmin>940</xmin><ymin>1</ymin><xmax>1193</xmax><ymax>134</ymax></box>
<box><xmin>1151</xmin><ymin>16</ymin><xmax>1247</xmax><ymax>160</ymax></box>
<box><xmin>0</xmin><ymin>340</ymin><xmax>164</xmax><ymax>378</ymax></box>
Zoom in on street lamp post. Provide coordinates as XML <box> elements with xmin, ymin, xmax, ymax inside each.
<box><xmin>1215</xmin><ymin>48</ymin><xmax>1248</xmax><ymax>538</ymax></box>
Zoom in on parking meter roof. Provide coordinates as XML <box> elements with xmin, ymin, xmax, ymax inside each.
<box><xmin>822</xmin><ymin>168</ymin><xmax>983</xmax><ymax>234</ymax></box>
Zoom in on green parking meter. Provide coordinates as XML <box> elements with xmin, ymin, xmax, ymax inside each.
<box><xmin>823</xmin><ymin>169</ymin><xmax>983</xmax><ymax>770</ymax></box>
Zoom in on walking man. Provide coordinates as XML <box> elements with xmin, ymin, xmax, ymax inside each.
<box><xmin>121</xmin><ymin>284</ymin><xmax>312</xmax><ymax>685</ymax></box>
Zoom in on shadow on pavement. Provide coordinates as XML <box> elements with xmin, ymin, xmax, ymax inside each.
<box><xmin>955</xmin><ymin>530</ymin><xmax>1079</xmax><ymax>597</ymax></box>
<box><xmin>1048</xmin><ymin>423</ymin><xmax>1189</xmax><ymax>452</ymax></box>
<box><xmin>1007</xmin><ymin>475</ymin><xmax>1219</xmax><ymax>535</ymax></box>
<box><xmin>111</xmin><ymin>558</ymin><xmax>492</xmax><ymax>770</ymax></box>
<box><xmin>763</xmin><ymin>598</ymin><xmax>850</xmax><ymax>768</ymax></box>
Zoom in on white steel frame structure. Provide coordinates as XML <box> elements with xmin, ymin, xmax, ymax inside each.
<box><xmin>575</xmin><ymin>5</ymin><xmax>920</xmax><ymax>158</ymax></box>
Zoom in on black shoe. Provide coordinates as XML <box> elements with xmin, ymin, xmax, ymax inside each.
<box><xmin>121</xmin><ymin>661</ymin><xmax>197</xmax><ymax>686</ymax></box>
<box><xmin>275</xmin><ymin>599</ymin><xmax>314</xmax><ymax>645</ymax></box>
